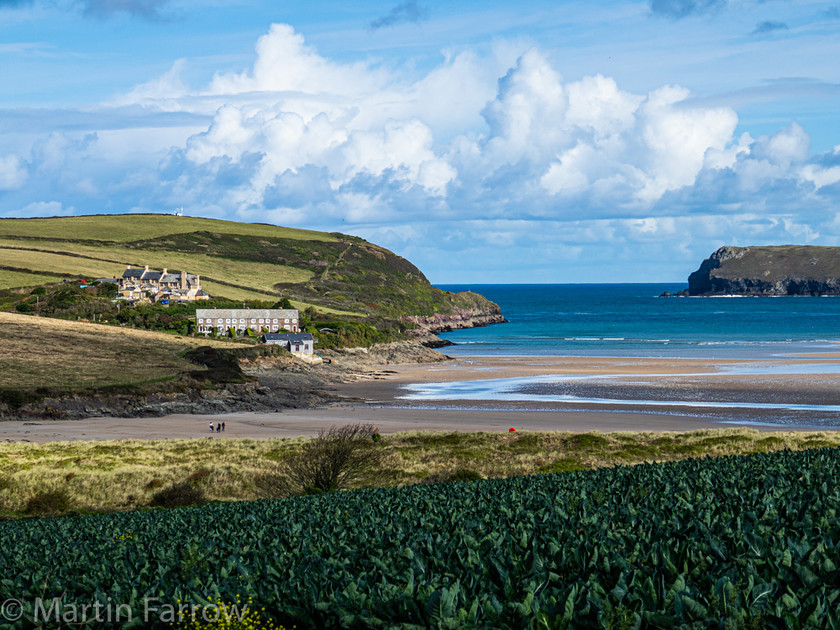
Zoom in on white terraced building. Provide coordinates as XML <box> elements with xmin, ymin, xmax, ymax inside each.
<box><xmin>195</xmin><ymin>308</ymin><xmax>300</xmax><ymax>334</ymax></box>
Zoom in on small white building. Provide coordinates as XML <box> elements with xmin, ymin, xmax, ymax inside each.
<box><xmin>196</xmin><ymin>308</ymin><xmax>300</xmax><ymax>334</ymax></box>
<box><xmin>262</xmin><ymin>332</ymin><xmax>315</xmax><ymax>355</ymax></box>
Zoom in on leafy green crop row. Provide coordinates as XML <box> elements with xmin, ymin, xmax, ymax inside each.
<box><xmin>1</xmin><ymin>448</ymin><xmax>839</xmax><ymax>629</ymax></box>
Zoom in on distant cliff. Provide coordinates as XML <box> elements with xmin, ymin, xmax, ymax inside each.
<box><xmin>688</xmin><ymin>245</ymin><xmax>840</xmax><ymax>296</ymax></box>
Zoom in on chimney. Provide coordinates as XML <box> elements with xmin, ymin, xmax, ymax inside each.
<box><xmin>162</xmin><ymin>268</ymin><xmax>167</xmax><ymax>276</ymax></box>
<box><xmin>196</xmin><ymin>274</ymin><xmax>201</xmax><ymax>289</ymax></box>
<box><xmin>181</xmin><ymin>270</ymin><xmax>187</xmax><ymax>290</ymax></box>
<box><xmin>144</xmin><ymin>265</ymin><xmax>149</xmax><ymax>272</ymax></box>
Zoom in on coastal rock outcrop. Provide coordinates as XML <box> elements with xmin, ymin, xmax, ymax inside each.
<box><xmin>688</xmin><ymin>245</ymin><xmax>840</xmax><ymax>296</ymax></box>
<box><xmin>403</xmin><ymin>302</ymin><xmax>507</xmax><ymax>347</ymax></box>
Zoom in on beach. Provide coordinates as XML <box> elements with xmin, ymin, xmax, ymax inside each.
<box><xmin>4</xmin><ymin>353</ymin><xmax>840</xmax><ymax>442</ymax></box>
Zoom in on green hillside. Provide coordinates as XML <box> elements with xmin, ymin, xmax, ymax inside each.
<box><xmin>0</xmin><ymin>213</ymin><xmax>495</xmax><ymax>319</ymax></box>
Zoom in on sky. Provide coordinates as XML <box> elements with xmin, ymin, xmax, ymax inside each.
<box><xmin>1</xmin><ymin>0</ymin><xmax>839</xmax><ymax>283</ymax></box>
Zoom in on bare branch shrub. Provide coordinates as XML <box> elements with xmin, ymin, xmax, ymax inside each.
<box><xmin>282</xmin><ymin>423</ymin><xmax>386</xmax><ymax>494</ymax></box>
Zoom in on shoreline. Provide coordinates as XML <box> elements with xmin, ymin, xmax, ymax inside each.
<box><xmin>3</xmin><ymin>352</ymin><xmax>840</xmax><ymax>442</ymax></box>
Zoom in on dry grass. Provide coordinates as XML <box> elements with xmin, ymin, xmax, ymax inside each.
<box><xmin>1</xmin><ymin>427</ymin><xmax>838</xmax><ymax>518</ymax></box>
<box><xmin>0</xmin><ymin>312</ymin><xmax>232</xmax><ymax>389</ymax></box>
<box><xmin>0</xmin><ymin>214</ymin><xmax>338</xmax><ymax>243</ymax></box>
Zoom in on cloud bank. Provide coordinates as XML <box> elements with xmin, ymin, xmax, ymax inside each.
<box><xmin>2</xmin><ymin>23</ymin><xmax>839</xmax><ymax>281</ymax></box>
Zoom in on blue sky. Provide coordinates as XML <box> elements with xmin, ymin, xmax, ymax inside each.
<box><xmin>1</xmin><ymin>0</ymin><xmax>839</xmax><ymax>283</ymax></box>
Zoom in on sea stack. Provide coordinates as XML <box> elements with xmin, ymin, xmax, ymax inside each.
<box><xmin>688</xmin><ymin>245</ymin><xmax>840</xmax><ymax>296</ymax></box>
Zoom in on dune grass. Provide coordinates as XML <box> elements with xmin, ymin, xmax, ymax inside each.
<box><xmin>0</xmin><ymin>214</ymin><xmax>338</xmax><ymax>243</ymax></box>
<box><xmin>0</xmin><ymin>312</ymin><xmax>233</xmax><ymax>390</ymax></box>
<box><xmin>1</xmin><ymin>428</ymin><xmax>838</xmax><ymax>518</ymax></box>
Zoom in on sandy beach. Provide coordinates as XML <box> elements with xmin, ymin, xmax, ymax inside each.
<box><xmin>3</xmin><ymin>353</ymin><xmax>840</xmax><ymax>442</ymax></box>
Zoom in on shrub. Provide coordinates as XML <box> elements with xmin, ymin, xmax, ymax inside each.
<box><xmin>282</xmin><ymin>423</ymin><xmax>387</xmax><ymax>494</ymax></box>
<box><xmin>253</xmin><ymin>469</ymin><xmax>291</xmax><ymax>499</ymax></box>
<box><xmin>149</xmin><ymin>482</ymin><xmax>207</xmax><ymax>508</ymax></box>
<box><xmin>423</xmin><ymin>468</ymin><xmax>483</xmax><ymax>484</ymax></box>
<box><xmin>185</xmin><ymin>467</ymin><xmax>212</xmax><ymax>484</ymax></box>
<box><xmin>24</xmin><ymin>488</ymin><xmax>72</xmax><ymax>516</ymax></box>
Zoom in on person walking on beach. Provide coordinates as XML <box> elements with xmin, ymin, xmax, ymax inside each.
<box><xmin>222</xmin><ymin>422</ymin><xmax>226</xmax><ymax>432</ymax></box>
<box><xmin>209</xmin><ymin>422</ymin><xmax>214</xmax><ymax>432</ymax></box>
<box><xmin>216</xmin><ymin>423</ymin><xmax>221</xmax><ymax>433</ymax></box>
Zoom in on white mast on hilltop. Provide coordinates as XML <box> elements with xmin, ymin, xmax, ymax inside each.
<box><xmin>173</xmin><ymin>207</ymin><xmax>184</xmax><ymax>216</ymax></box>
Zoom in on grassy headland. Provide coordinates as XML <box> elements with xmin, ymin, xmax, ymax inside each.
<box><xmin>1</xmin><ymin>427</ymin><xmax>838</xmax><ymax>518</ymax></box>
<box><xmin>0</xmin><ymin>213</ymin><xmax>499</xmax><ymax>319</ymax></box>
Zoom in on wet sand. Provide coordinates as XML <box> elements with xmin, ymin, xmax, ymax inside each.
<box><xmin>3</xmin><ymin>354</ymin><xmax>840</xmax><ymax>442</ymax></box>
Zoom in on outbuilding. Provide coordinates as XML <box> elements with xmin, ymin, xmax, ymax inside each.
<box><xmin>262</xmin><ymin>332</ymin><xmax>315</xmax><ymax>355</ymax></box>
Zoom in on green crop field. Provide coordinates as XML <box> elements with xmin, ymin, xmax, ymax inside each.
<box><xmin>1</xmin><ymin>447</ymin><xmax>838</xmax><ymax>628</ymax></box>
<box><xmin>1</xmin><ymin>428</ymin><xmax>839</xmax><ymax>520</ymax></box>
<box><xmin>0</xmin><ymin>214</ymin><xmax>338</xmax><ymax>243</ymax></box>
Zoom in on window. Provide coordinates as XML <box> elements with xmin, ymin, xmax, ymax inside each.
<box><xmin>250</xmin><ymin>319</ymin><xmax>256</xmax><ymax>323</ymax></box>
<box><xmin>292</xmin><ymin>319</ymin><xmax>298</xmax><ymax>323</ymax></box>
<box><xmin>239</xmin><ymin>319</ymin><xmax>245</xmax><ymax>323</ymax></box>
<box><xmin>198</xmin><ymin>319</ymin><xmax>203</xmax><ymax>323</ymax></box>
<box><xmin>225</xmin><ymin>319</ymin><xmax>231</xmax><ymax>323</ymax></box>
<box><xmin>272</xmin><ymin>319</ymin><xmax>278</xmax><ymax>323</ymax></box>
<box><xmin>258</xmin><ymin>319</ymin><xmax>264</xmax><ymax>323</ymax></box>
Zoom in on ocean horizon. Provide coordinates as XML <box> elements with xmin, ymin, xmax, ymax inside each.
<box><xmin>435</xmin><ymin>283</ymin><xmax>840</xmax><ymax>360</ymax></box>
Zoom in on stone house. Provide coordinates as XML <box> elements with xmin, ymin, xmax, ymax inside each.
<box><xmin>118</xmin><ymin>265</ymin><xmax>209</xmax><ymax>303</ymax></box>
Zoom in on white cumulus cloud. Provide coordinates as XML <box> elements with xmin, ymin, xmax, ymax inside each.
<box><xmin>0</xmin><ymin>154</ymin><xmax>27</xmax><ymax>190</ymax></box>
<box><xmin>3</xmin><ymin>22</ymin><xmax>839</xmax><ymax>282</ymax></box>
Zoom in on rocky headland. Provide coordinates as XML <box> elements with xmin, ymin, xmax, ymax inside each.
<box><xmin>687</xmin><ymin>245</ymin><xmax>840</xmax><ymax>296</ymax></box>
<box><xmin>403</xmin><ymin>303</ymin><xmax>507</xmax><ymax>347</ymax></box>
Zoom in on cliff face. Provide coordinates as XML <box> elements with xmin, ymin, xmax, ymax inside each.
<box><xmin>402</xmin><ymin>302</ymin><xmax>507</xmax><ymax>346</ymax></box>
<box><xmin>688</xmin><ymin>245</ymin><xmax>840</xmax><ymax>296</ymax></box>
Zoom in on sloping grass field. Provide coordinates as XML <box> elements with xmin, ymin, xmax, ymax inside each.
<box><xmin>0</xmin><ymin>312</ymin><xmax>229</xmax><ymax>390</ymax></box>
<box><xmin>0</xmin><ymin>244</ymin><xmax>313</xmax><ymax>292</ymax></box>
<box><xmin>0</xmin><ymin>269</ymin><xmax>64</xmax><ymax>290</ymax></box>
<box><xmin>0</xmin><ymin>214</ymin><xmax>338</xmax><ymax>242</ymax></box>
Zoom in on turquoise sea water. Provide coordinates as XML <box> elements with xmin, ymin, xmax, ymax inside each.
<box><xmin>435</xmin><ymin>283</ymin><xmax>840</xmax><ymax>359</ymax></box>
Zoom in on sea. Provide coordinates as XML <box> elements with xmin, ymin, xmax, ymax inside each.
<box><xmin>435</xmin><ymin>283</ymin><xmax>840</xmax><ymax>360</ymax></box>
<box><xmin>398</xmin><ymin>284</ymin><xmax>840</xmax><ymax>428</ymax></box>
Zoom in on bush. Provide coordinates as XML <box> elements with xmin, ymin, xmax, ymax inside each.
<box><xmin>24</xmin><ymin>488</ymin><xmax>72</xmax><ymax>516</ymax></box>
<box><xmin>282</xmin><ymin>423</ymin><xmax>387</xmax><ymax>494</ymax></box>
<box><xmin>423</xmin><ymin>468</ymin><xmax>483</xmax><ymax>484</ymax></box>
<box><xmin>149</xmin><ymin>482</ymin><xmax>207</xmax><ymax>508</ymax></box>
<box><xmin>253</xmin><ymin>469</ymin><xmax>291</xmax><ymax>499</ymax></box>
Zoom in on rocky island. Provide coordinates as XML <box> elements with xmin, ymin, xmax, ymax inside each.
<box><xmin>688</xmin><ymin>245</ymin><xmax>840</xmax><ymax>296</ymax></box>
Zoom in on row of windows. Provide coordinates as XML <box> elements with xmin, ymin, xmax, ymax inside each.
<box><xmin>197</xmin><ymin>318</ymin><xmax>296</xmax><ymax>324</ymax></box>
<box><xmin>198</xmin><ymin>325</ymin><xmax>290</xmax><ymax>331</ymax></box>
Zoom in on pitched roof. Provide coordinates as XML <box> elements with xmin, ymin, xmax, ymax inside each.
<box><xmin>263</xmin><ymin>333</ymin><xmax>313</xmax><ymax>342</ymax></box>
<box><xmin>195</xmin><ymin>308</ymin><xmax>299</xmax><ymax>320</ymax></box>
